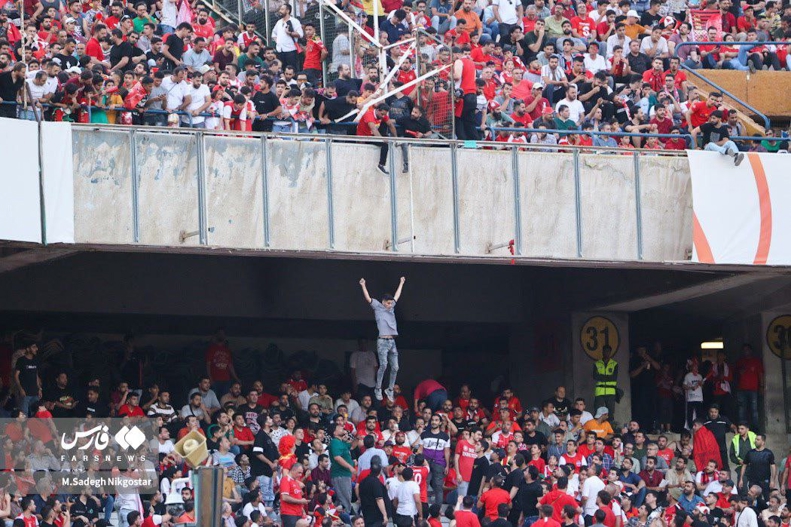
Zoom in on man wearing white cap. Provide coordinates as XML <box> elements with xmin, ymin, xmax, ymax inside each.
<box><xmin>624</xmin><ymin>10</ymin><xmax>650</xmax><ymax>40</ymax></box>
<box><xmin>583</xmin><ymin>407</ymin><xmax>614</xmax><ymax>441</ymax></box>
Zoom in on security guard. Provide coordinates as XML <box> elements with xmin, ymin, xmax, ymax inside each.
<box><xmin>729</xmin><ymin>421</ymin><xmax>757</xmax><ymax>467</ymax></box>
<box><xmin>593</xmin><ymin>345</ymin><xmax>618</xmax><ymax>420</ymax></box>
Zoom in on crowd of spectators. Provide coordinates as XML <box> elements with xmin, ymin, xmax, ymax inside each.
<box><xmin>0</xmin><ymin>0</ymin><xmax>790</xmax><ymax>160</ymax></box>
<box><xmin>0</xmin><ymin>328</ymin><xmax>785</xmax><ymax>527</ymax></box>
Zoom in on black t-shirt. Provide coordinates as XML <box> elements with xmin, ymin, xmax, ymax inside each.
<box><xmin>15</xmin><ymin>356</ymin><xmax>39</xmax><ymax>394</ymax></box>
<box><xmin>251</xmin><ymin>90</ymin><xmax>281</xmax><ymax>131</ymax></box>
<box><xmin>110</xmin><ymin>41</ymin><xmax>135</xmax><ymax>71</ymax></box>
<box><xmin>744</xmin><ymin>448</ymin><xmax>775</xmax><ymax>482</ymax></box>
<box><xmin>505</xmin><ymin>467</ymin><xmax>524</xmax><ymax>494</ymax></box>
<box><xmin>41</xmin><ymin>522</ymin><xmax>56</xmax><ymax>527</ymax></box>
<box><xmin>704</xmin><ymin>417</ymin><xmax>733</xmax><ymax>446</ymax></box>
<box><xmin>45</xmin><ymin>384</ymin><xmax>78</xmax><ymax>418</ymax></box>
<box><xmin>358</xmin><ymin>474</ymin><xmax>387</xmax><ymax>523</ymax></box>
<box><xmin>523</xmin><ymin>33</ymin><xmax>547</xmax><ymax>63</ymax></box>
<box><xmin>54</xmin><ymin>53</ymin><xmax>80</xmax><ymax>70</ymax></box>
<box><xmin>523</xmin><ymin>431</ymin><xmax>548</xmax><ymax>448</ymax></box>
<box><xmin>485</xmin><ymin>461</ymin><xmax>507</xmax><ymax>482</ymax></box>
<box><xmin>76</xmin><ymin>399</ymin><xmax>110</xmax><ymax>418</ymax></box>
<box><xmin>387</xmin><ymin>94</ymin><xmax>413</xmax><ymax>121</ymax></box>
<box><xmin>164</xmin><ymin>33</ymin><xmax>185</xmax><ymax>67</ymax></box>
<box><xmin>468</xmin><ymin>456</ymin><xmax>490</xmax><ymax>497</ymax></box>
<box><xmin>700</xmin><ymin>122</ymin><xmax>730</xmax><ymax>145</ymax></box>
<box><xmin>251</xmin><ymin>429</ymin><xmax>278</xmax><ymax>477</ymax></box>
<box><xmin>323</xmin><ymin>96</ymin><xmax>357</xmax><ymax>121</ymax></box>
<box><xmin>334</xmin><ymin>77</ymin><xmax>362</xmax><ymax>97</ymax></box>
<box><xmin>640</xmin><ymin>11</ymin><xmax>662</xmax><ymax>27</ymax></box>
<box><xmin>515</xmin><ymin>480</ymin><xmax>543</xmax><ymax>516</ymax></box>
<box><xmin>0</xmin><ymin>71</ymin><xmax>24</xmax><ymax>102</ymax></box>
<box><xmin>71</xmin><ymin>497</ymin><xmax>100</xmax><ymax>527</ymax></box>
<box><xmin>491</xmin><ymin>519</ymin><xmax>513</xmax><ymax>527</ymax></box>
<box><xmin>549</xmin><ymin>397</ymin><xmax>572</xmax><ymax>417</ymax></box>
<box><xmin>398</xmin><ymin>115</ymin><xmax>432</xmax><ymax>137</ymax></box>
<box><xmin>626</xmin><ymin>51</ymin><xmax>651</xmax><ymax>74</ymax></box>
<box><xmin>579</xmin><ymin>82</ymin><xmax>613</xmax><ymax>111</ymax></box>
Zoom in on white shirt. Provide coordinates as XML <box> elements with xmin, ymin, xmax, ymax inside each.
<box><xmin>584</xmin><ymin>53</ymin><xmax>608</xmax><ymax>74</ymax></box>
<box><xmin>358</xmin><ymin>447</ymin><xmax>388</xmax><ymax>471</ymax></box>
<box><xmin>556</xmin><ymin>98</ymin><xmax>585</xmax><ymax>123</ymax></box>
<box><xmin>605</xmin><ymin>34</ymin><xmax>631</xmax><ymax>58</ymax></box>
<box><xmin>387</xmin><ymin>476</ymin><xmax>402</xmax><ymax>500</ymax></box>
<box><xmin>297</xmin><ymin>389</ymin><xmax>318</xmax><ymax>411</ymax></box>
<box><xmin>180</xmin><ymin>404</ymin><xmax>206</xmax><ymax>420</ymax></box>
<box><xmin>271</xmin><ymin>17</ymin><xmax>303</xmax><ymax>52</ymax></box>
<box><xmin>581</xmin><ymin>475</ymin><xmax>605</xmax><ymax>516</ymax></box>
<box><xmin>684</xmin><ymin>372</ymin><xmax>703</xmax><ymax>402</ymax></box>
<box><xmin>541</xmin><ymin>64</ymin><xmax>567</xmax><ymax>82</ymax></box>
<box><xmin>243</xmin><ymin>502</ymin><xmax>268</xmax><ymax>520</ymax></box>
<box><xmin>578</xmin><ymin>411</ymin><xmax>594</xmax><ymax>425</ymax></box>
<box><xmin>640</xmin><ymin>35</ymin><xmax>669</xmax><ymax>56</ymax></box>
<box><xmin>161</xmin><ymin>0</ymin><xmax>178</xmax><ymax>27</ymax></box>
<box><xmin>150</xmin><ymin>438</ymin><xmax>176</xmax><ymax>455</ymax></box>
<box><xmin>160</xmin><ymin>76</ymin><xmax>189</xmax><ymax>111</ymax></box>
<box><xmin>350</xmin><ymin>351</ymin><xmax>378</xmax><ymax>388</ymax></box>
<box><xmin>26</xmin><ymin>79</ymin><xmax>48</xmax><ymax>102</ymax></box>
<box><xmin>184</xmin><ymin>83</ymin><xmax>210</xmax><ymax>124</ymax></box>
<box><xmin>736</xmin><ymin>507</ymin><xmax>759</xmax><ymax>527</ymax></box>
<box><xmin>492</xmin><ymin>0</ymin><xmax>520</xmax><ymax>24</ymax></box>
<box><xmin>394</xmin><ymin>480</ymin><xmax>420</xmax><ymax>516</ymax></box>
<box><xmin>335</xmin><ymin>397</ymin><xmax>360</xmax><ymax>416</ymax></box>
<box><xmin>539</xmin><ymin>412</ymin><xmax>560</xmax><ymax>428</ymax></box>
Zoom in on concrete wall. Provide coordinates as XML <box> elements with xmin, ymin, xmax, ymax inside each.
<box><xmin>71</xmin><ymin>129</ymin><xmax>694</xmax><ymax>263</ymax></box>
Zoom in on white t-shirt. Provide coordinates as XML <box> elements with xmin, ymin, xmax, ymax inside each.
<box><xmin>184</xmin><ymin>84</ymin><xmax>210</xmax><ymax>124</ymax></box>
<box><xmin>160</xmin><ymin>76</ymin><xmax>189</xmax><ymax>111</ymax></box>
<box><xmin>556</xmin><ymin>98</ymin><xmax>586</xmax><ymax>123</ymax></box>
<box><xmin>243</xmin><ymin>502</ymin><xmax>268</xmax><ymax>519</ymax></box>
<box><xmin>26</xmin><ymin>79</ymin><xmax>48</xmax><ymax>102</ymax></box>
<box><xmin>350</xmin><ymin>351</ymin><xmax>378</xmax><ymax>388</ymax></box>
<box><xmin>684</xmin><ymin>372</ymin><xmax>703</xmax><ymax>402</ymax></box>
<box><xmin>640</xmin><ymin>35</ymin><xmax>669</xmax><ymax>56</ymax></box>
<box><xmin>387</xmin><ymin>476</ymin><xmax>402</xmax><ymax>500</ymax></box>
<box><xmin>584</xmin><ymin>53</ymin><xmax>608</xmax><ymax>74</ymax></box>
<box><xmin>161</xmin><ymin>0</ymin><xmax>178</xmax><ymax>27</ymax></box>
<box><xmin>581</xmin><ymin>475</ymin><xmax>605</xmax><ymax>516</ymax></box>
<box><xmin>394</xmin><ymin>480</ymin><xmax>420</xmax><ymax>516</ymax></box>
<box><xmin>272</xmin><ymin>17</ymin><xmax>303</xmax><ymax>52</ymax></box>
<box><xmin>492</xmin><ymin>0</ymin><xmax>520</xmax><ymax>24</ymax></box>
<box><xmin>335</xmin><ymin>397</ymin><xmax>360</xmax><ymax>415</ymax></box>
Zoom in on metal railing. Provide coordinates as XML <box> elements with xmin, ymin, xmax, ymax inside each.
<box><xmin>69</xmin><ymin>123</ymin><xmax>700</xmax><ymax>261</ymax></box>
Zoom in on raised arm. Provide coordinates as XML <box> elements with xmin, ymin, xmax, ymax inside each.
<box><xmin>359</xmin><ymin>278</ymin><xmax>372</xmax><ymax>304</ymax></box>
<box><xmin>394</xmin><ymin>276</ymin><xmax>406</xmax><ymax>301</ymax></box>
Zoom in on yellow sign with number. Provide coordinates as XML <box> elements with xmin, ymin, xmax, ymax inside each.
<box><xmin>766</xmin><ymin>315</ymin><xmax>791</xmax><ymax>360</ymax></box>
<box><xmin>581</xmin><ymin>316</ymin><xmax>620</xmax><ymax>361</ymax></box>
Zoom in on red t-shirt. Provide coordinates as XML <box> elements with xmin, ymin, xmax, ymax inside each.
<box><xmin>456</xmin><ymin>440</ymin><xmax>476</xmax><ymax>481</ymax></box>
<box><xmin>735</xmin><ymin>357</ymin><xmax>763</xmax><ymax>391</ymax></box>
<box><xmin>414</xmin><ymin>379</ymin><xmax>445</xmax><ymax>401</ymax></box>
<box><xmin>18</xmin><ymin>515</ymin><xmax>38</xmax><ymax>527</ymax></box>
<box><xmin>393</xmin><ymin>445</ymin><xmax>411</xmax><ymax>464</ymax></box>
<box><xmin>118</xmin><ymin>404</ymin><xmax>145</xmax><ymax>417</ymax></box>
<box><xmin>413</xmin><ymin>465</ymin><xmax>430</xmax><ymax>503</ymax></box>
<box><xmin>642</xmin><ymin>69</ymin><xmax>666</xmax><ymax>92</ymax></box>
<box><xmin>540</xmin><ymin>490</ymin><xmax>579</xmax><ymax>521</ymax></box>
<box><xmin>356</xmin><ymin>108</ymin><xmax>389</xmax><ymax>137</ymax></box>
<box><xmin>233</xmin><ymin>425</ymin><xmax>254</xmax><ymax>444</ymax></box>
<box><xmin>560</xmin><ymin>451</ymin><xmax>586</xmax><ymax>473</ymax></box>
<box><xmin>600</xmin><ymin>506</ymin><xmax>617</xmax><ymax>527</ymax></box>
<box><xmin>455</xmin><ymin>509</ymin><xmax>482</xmax><ymax>527</ymax></box>
<box><xmin>571</xmin><ymin>16</ymin><xmax>596</xmax><ymax>38</ymax></box>
<box><xmin>470</xmin><ymin>47</ymin><xmax>495</xmax><ymax>69</ymax></box>
<box><xmin>280</xmin><ymin>474</ymin><xmax>305</xmax><ymax>516</ymax></box>
<box><xmin>689</xmin><ymin>100</ymin><xmax>717</xmax><ymax>128</ymax></box>
<box><xmin>396</xmin><ymin>69</ymin><xmax>417</xmax><ymax>95</ymax></box>
<box><xmin>206</xmin><ymin>343</ymin><xmax>233</xmax><ymax>382</ymax></box>
<box><xmin>85</xmin><ymin>37</ymin><xmax>104</xmax><ymax>60</ymax></box>
<box><xmin>480</xmin><ymin>488</ymin><xmax>511</xmax><ymax>520</ymax></box>
<box><xmin>303</xmin><ymin>38</ymin><xmax>326</xmax><ymax>70</ymax></box>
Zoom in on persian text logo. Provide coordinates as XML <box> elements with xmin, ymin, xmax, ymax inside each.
<box><xmin>61</xmin><ymin>424</ymin><xmax>146</xmax><ymax>451</ymax></box>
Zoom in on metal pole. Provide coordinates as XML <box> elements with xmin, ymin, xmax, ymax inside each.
<box><xmin>130</xmin><ymin>129</ymin><xmax>140</xmax><ymax>243</ymax></box>
<box><xmin>511</xmin><ymin>146</ymin><xmax>522</xmax><ymax>256</ymax></box>
<box><xmin>196</xmin><ymin>132</ymin><xmax>208</xmax><ymax>245</ymax></box>
<box><xmin>450</xmin><ymin>143</ymin><xmax>460</xmax><ymax>253</ymax></box>
<box><xmin>325</xmin><ymin>137</ymin><xmax>335</xmax><ymax>249</ymax></box>
<box><xmin>237</xmin><ymin>0</ymin><xmax>243</xmax><ymax>24</ymax></box>
<box><xmin>37</xmin><ymin>121</ymin><xmax>46</xmax><ymax>244</ymax></box>
<box><xmin>573</xmin><ymin>148</ymin><xmax>582</xmax><ymax>258</ymax></box>
<box><xmin>388</xmin><ymin>140</ymin><xmax>398</xmax><ymax>252</ymax></box>
<box><xmin>261</xmin><ymin>136</ymin><xmax>271</xmax><ymax>247</ymax></box>
<box><xmin>633</xmin><ymin>151</ymin><xmax>644</xmax><ymax>261</ymax></box>
<box><xmin>318</xmin><ymin>0</ymin><xmax>327</xmax><ymax>88</ymax></box>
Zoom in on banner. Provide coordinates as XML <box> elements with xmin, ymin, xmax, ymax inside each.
<box><xmin>0</xmin><ymin>118</ymin><xmax>41</xmax><ymax>243</ymax></box>
<box><xmin>689</xmin><ymin>151</ymin><xmax>791</xmax><ymax>265</ymax></box>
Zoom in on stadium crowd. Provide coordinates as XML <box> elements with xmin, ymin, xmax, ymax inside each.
<box><xmin>0</xmin><ymin>0</ymin><xmax>790</xmax><ymax>163</ymax></box>
<box><xmin>0</xmin><ymin>327</ymin><xmax>782</xmax><ymax>527</ymax></box>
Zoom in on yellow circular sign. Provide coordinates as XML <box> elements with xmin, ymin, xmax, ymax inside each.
<box><xmin>766</xmin><ymin>315</ymin><xmax>791</xmax><ymax>360</ymax></box>
<box><xmin>581</xmin><ymin>316</ymin><xmax>620</xmax><ymax>360</ymax></box>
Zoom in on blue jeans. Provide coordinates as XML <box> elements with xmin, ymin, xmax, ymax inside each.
<box><xmin>737</xmin><ymin>390</ymin><xmax>759</xmax><ymax>429</ymax></box>
<box><xmin>632</xmin><ymin>487</ymin><xmax>647</xmax><ymax>507</ymax></box>
<box><xmin>724</xmin><ymin>58</ymin><xmax>749</xmax><ymax>71</ymax></box>
<box><xmin>19</xmin><ymin>395</ymin><xmax>39</xmax><ymax>416</ymax></box>
<box><xmin>119</xmin><ymin>508</ymin><xmax>136</xmax><ymax>527</ymax></box>
<box><xmin>375</xmin><ymin>338</ymin><xmax>399</xmax><ymax>392</ymax></box>
<box><xmin>428</xmin><ymin>460</ymin><xmax>445</xmax><ymax>505</ymax></box>
<box><xmin>273</xmin><ymin>122</ymin><xmax>295</xmax><ymax>134</ymax></box>
<box><xmin>425</xmin><ymin>389</ymin><xmax>448</xmax><ymax>411</ymax></box>
<box><xmin>522</xmin><ymin>516</ymin><xmax>539</xmax><ymax>527</ymax></box>
<box><xmin>257</xmin><ymin>475</ymin><xmax>275</xmax><ymax>505</ymax></box>
<box><xmin>103</xmin><ymin>495</ymin><xmax>115</xmax><ymax>522</ymax></box>
<box><xmin>705</xmin><ymin>140</ymin><xmax>739</xmax><ymax>156</ymax></box>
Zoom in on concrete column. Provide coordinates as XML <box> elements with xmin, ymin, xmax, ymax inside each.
<box><xmin>571</xmin><ymin>312</ymin><xmax>631</xmax><ymax>425</ymax></box>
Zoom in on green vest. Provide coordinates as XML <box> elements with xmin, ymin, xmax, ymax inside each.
<box><xmin>731</xmin><ymin>431</ymin><xmax>757</xmax><ymax>463</ymax></box>
<box><xmin>594</xmin><ymin>359</ymin><xmax>618</xmax><ymax>396</ymax></box>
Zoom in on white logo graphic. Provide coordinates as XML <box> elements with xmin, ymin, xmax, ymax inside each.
<box><xmin>115</xmin><ymin>425</ymin><xmax>146</xmax><ymax>450</ymax></box>
<box><xmin>61</xmin><ymin>424</ymin><xmax>145</xmax><ymax>451</ymax></box>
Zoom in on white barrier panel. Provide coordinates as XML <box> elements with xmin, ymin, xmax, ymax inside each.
<box><xmin>0</xmin><ymin>118</ymin><xmax>41</xmax><ymax>243</ymax></box>
<box><xmin>689</xmin><ymin>151</ymin><xmax>791</xmax><ymax>265</ymax></box>
<box><xmin>41</xmin><ymin>122</ymin><xmax>75</xmax><ymax>243</ymax></box>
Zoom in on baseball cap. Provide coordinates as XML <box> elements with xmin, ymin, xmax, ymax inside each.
<box><xmin>529</xmin><ymin>406</ymin><xmax>540</xmax><ymax>413</ymax></box>
<box><xmin>627</xmin><ymin>9</ymin><xmax>639</xmax><ymax>17</ymax></box>
<box><xmin>384</xmin><ymin>440</ymin><xmax>394</xmax><ymax>446</ymax></box>
<box><xmin>533</xmin><ymin>82</ymin><xmax>545</xmax><ymax>89</ymax></box>
<box><xmin>594</xmin><ymin>407</ymin><xmax>609</xmax><ymax>418</ymax></box>
<box><xmin>488</xmin><ymin>100</ymin><xmax>501</xmax><ymax>112</ymax></box>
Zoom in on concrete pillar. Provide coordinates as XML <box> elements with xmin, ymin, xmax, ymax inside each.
<box><xmin>571</xmin><ymin>312</ymin><xmax>631</xmax><ymax>425</ymax></box>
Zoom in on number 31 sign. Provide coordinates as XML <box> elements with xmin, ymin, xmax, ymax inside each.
<box><xmin>580</xmin><ymin>316</ymin><xmax>621</xmax><ymax>361</ymax></box>
<box><xmin>767</xmin><ymin>315</ymin><xmax>791</xmax><ymax>360</ymax></box>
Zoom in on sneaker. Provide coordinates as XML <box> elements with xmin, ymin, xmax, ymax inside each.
<box><xmin>749</xmin><ymin>62</ymin><xmax>757</xmax><ymax>74</ymax></box>
<box><xmin>385</xmin><ymin>388</ymin><xmax>395</xmax><ymax>402</ymax></box>
<box><xmin>735</xmin><ymin>152</ymin><xmax>745</xmax><ymax>166</ymax></box>
<box><xmin>402</xmin><ymin>162</ymin><xmax>409</xmax><ymax>173</ymax></box>
<box><xmin>374</xmin><ymin>388</ymin><xmax>383</xmax><ymax>400</ymax></box>
<box><xmin>377</xmin><ymin>164</ymin><xmax>388</xmax><ymax>174</ymax></box>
